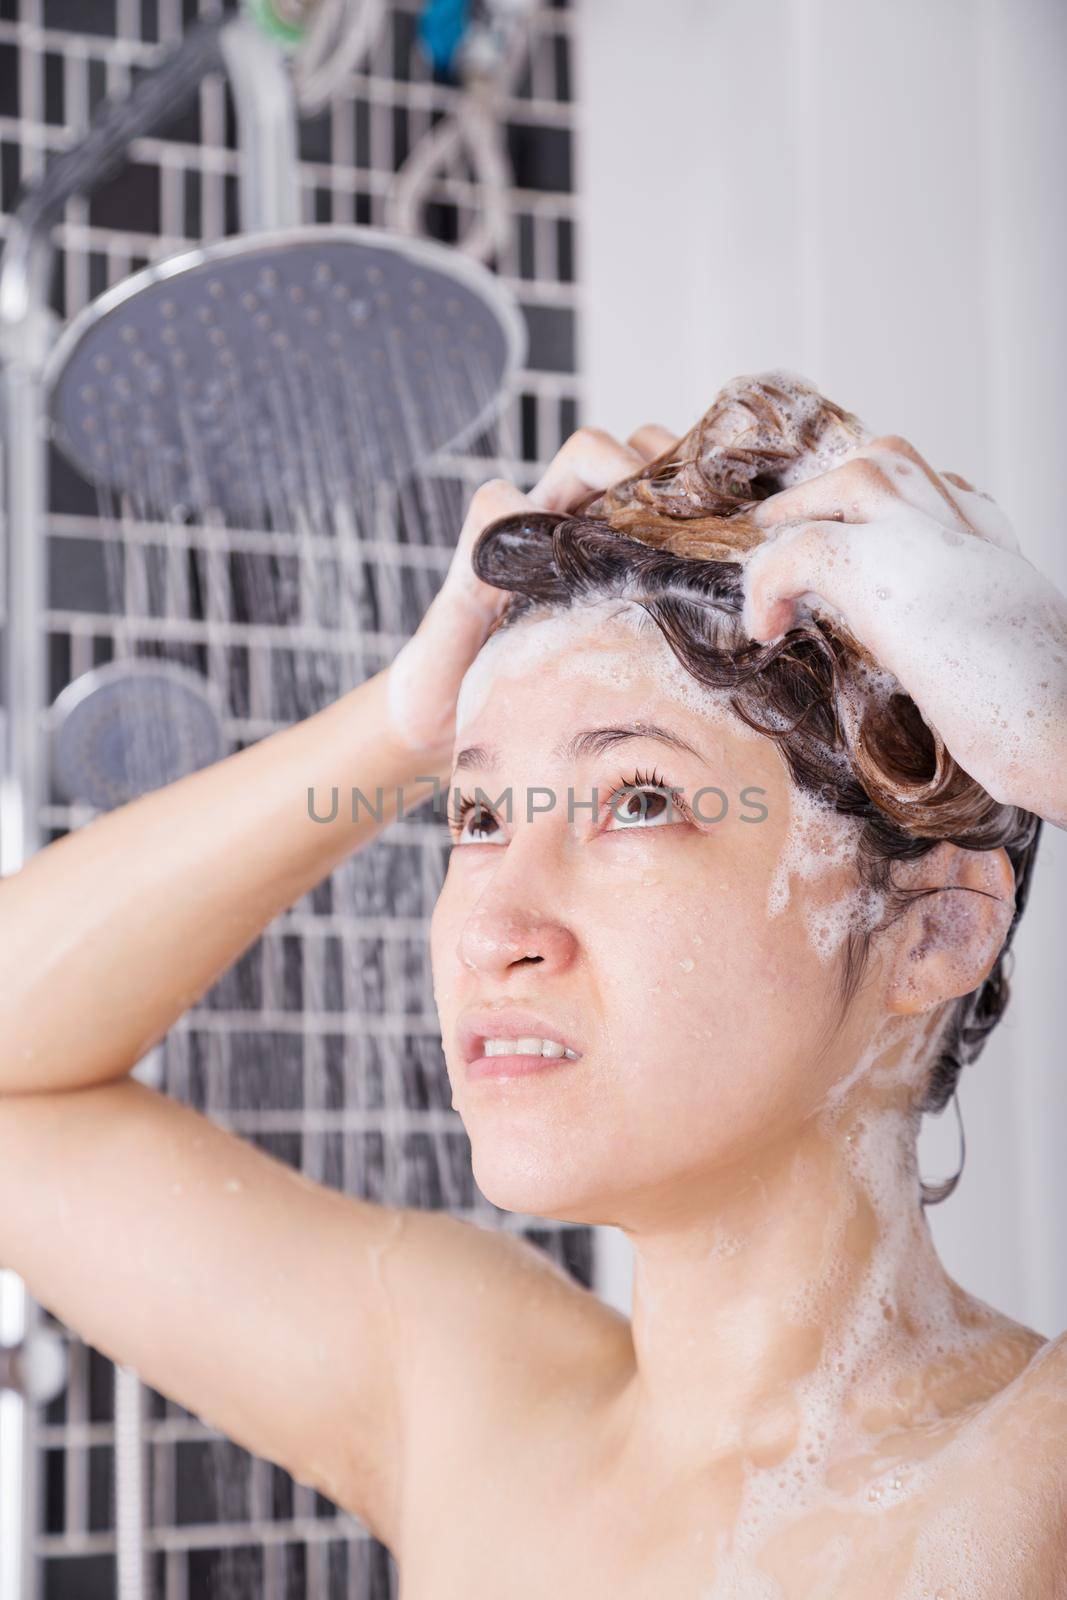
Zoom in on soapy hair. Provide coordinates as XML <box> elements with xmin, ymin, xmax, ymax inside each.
<box><xmin>470</xmin><ymin>372</ymin><xmax>1043</xmax><ymax>1205</ymax></box>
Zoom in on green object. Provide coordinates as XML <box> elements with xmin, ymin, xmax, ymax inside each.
<box><xmin>242</xmin><ymin>0</ymin><xmax>310</xmax><ymax>48</ymax></box>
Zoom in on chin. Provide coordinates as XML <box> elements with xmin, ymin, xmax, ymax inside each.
<box><xmin>468</xmin><ymin>1126</ymin><xmax>612</xmax><ymax>1224</ymax></box>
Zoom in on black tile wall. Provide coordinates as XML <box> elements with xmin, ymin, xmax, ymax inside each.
<box><xmin>43</xmin><ymin>0</ymin><xmax>117</xmax><ymax>34</ymax></box>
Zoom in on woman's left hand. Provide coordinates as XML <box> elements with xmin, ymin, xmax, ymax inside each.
<box><xmin>741</xmin><ymin>435</ymin><xmax>1067</xmax><ymax>828</ymax></box>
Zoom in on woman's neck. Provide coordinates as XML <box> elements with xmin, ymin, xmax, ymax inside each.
<box><xmin>614</xmin><ymin>1079</ymin><xmax>995</xmax><ymax>1488</ymax></box>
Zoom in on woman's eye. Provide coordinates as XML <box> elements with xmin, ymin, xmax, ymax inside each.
<box><xmin>605</xmin><ymin>784</ymin><xmax>680</xmax><ymax>830</ymax></box>
<box><xmin>453</xmin><ymin>803</ymin><xmax>504</xmax><ymax>845</ymax></box>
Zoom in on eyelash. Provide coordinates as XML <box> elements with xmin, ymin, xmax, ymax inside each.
<box><xmin>448</xmin><ymin>766</ymin><xmax>693</xmax><ymax>842</ymax></box>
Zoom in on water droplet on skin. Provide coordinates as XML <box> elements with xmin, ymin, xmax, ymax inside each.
<box><xmin>171</xmin><ymin>1183</ymin><xmax>184</xmax><ymax>1197</ymax></box>
<box><xmin>225</xmin><ymin>1178</ymin><xmax>243</xmax><ymax>1194</ymax></box>
<box><xmin>679</xmin><ymin>956</ymin><xmax>695</xmax><ymax>972</ymax></box>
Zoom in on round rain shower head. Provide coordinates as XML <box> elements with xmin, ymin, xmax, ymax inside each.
<box><xmin>49</xmin><ymin>659</ymin><xmax>226</xmax><ymax>812</ymax></box>
<box><xmin>44</xmin><ymin>224</ymin><xmax>526</xmax><ymax>523</ymax></box>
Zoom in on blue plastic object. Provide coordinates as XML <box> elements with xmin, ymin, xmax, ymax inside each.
<box><xmin>418</xmin><ymin>0</ymin><xmax>472</xmax><ymax>76</ymax></box>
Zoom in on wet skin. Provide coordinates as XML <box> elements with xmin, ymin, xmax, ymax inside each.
<box><xmin>0</xmin><ymin>413</ymin><xmax>1063</xmax><ymax>1598</ymax></box>
<box><xmin>407</xmin><ymin>608</ymin><xmax>1065</xmax><ymax>1598</ymax></box>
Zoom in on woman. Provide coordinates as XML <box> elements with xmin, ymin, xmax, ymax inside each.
<box><xmin>0</xmin><ymin>372</ymin><xmax>1064</xmax><ymax>1596</ymax></box>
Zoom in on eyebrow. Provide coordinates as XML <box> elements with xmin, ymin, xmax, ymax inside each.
<box><xmin>452</xmin><ymin>721</ymin><xmax>706</xmax><ymax>775</ymax></box>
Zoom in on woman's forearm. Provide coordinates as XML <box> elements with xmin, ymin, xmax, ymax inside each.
<box><xmin>0</xmin><ymin>667</ymin><xmax>448</xmax><ymax>1095</ymax></box>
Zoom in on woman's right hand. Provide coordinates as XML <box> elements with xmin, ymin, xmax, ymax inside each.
<box><xmin>385</xmin><ymin>478</ymin><xmax>531</xmax><ymax>764</ymax></box>
<box><xmin>385</xmin><ymin>425</ymin><xmax>675</xmax><ymax>766</ymax></box>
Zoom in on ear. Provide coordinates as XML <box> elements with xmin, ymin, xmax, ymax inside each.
<box><xmin>883</xmin><ymin>842</ymin><xmax>1016</xmax><ymax>1016</ymax></box>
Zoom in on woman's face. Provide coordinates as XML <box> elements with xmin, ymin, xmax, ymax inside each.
<box><xmin>430</xmin><ymin>602</ymin><xmax>886</xmax><ymax>1228</ymax></box>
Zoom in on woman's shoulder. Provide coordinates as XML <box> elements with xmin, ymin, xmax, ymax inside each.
<box><xmin>959</xmin><ymin>1315</ymin><xmax>1066</xmax><ymax>1449</ymax></box>
<box><xmin>993</xmin><ymin>1321</ymin><xmax>1067</xmax><ymax>1419</ymax></box>
<box><xmin>957</xmin><ymin>1322</ymin><xmax>1067</xmax><ymax>1594</ymax></box>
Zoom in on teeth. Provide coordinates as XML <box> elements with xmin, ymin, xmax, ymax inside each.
<box><xmin>481</xmin><ymin>1037</ymin><xmax>578</xmax><ymax>1060</ymax></box>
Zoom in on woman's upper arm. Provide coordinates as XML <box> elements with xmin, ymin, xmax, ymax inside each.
<box><xmin>0</xmin><ymin>1077</ymin><xmax>409</xmax><ymax>1540</ymax></box>
<box><xmin>0</xmin><ymin>1076</ymin><xmax>609</xmax><ymax>1551</ymax></box>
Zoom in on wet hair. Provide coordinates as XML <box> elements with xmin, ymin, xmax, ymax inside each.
<box><xmin>470</xmin><ymin>373</ymin><xmax>1042</xmax><ymax>1205</ymax></box>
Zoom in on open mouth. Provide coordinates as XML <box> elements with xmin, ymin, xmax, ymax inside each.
<box><xmin>458</xmin><ymin>1012</ymin><xmax>585</xmax><ymax>1082</ymax></box>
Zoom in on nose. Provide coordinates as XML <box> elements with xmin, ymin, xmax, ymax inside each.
<box><xmin>457</xmin><ymin>849</ymin><xmax>580</xmax><ymax>978</ymax></box>
<box><xmin>459</xmin><ymin>906</ymin><xmax>579</xmax><ymax>977</ymax></box>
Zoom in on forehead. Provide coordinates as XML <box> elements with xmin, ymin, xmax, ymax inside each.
<box><xmin>455</xmin><ymin>600</ymin><xmax>774</xmax><ymax>773</ymax></box>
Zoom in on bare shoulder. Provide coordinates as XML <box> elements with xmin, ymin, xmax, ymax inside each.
<box><xmin>994</xmin><ymin>1323</ymin><xmax>1067</xmax><ymax>1447</ymax></box>
<box><xmin>960</xmin><ymin>1324</ymin><xmax>1067</xmax><ymax>1596</ymax></box>
<box><xmin>1002</xmin><ymin>1330</ymin><xmax>1067</xmax><ymax>1599</ymax></box>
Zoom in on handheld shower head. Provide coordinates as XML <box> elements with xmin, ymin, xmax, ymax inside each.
<box><xmin>44</xmin><ymin>224</ymin><xmax>526</xmax><ymax>525</ymax></box>
<box><xmin>49</xmin><ymin>659</ymin><xmax>226</xmax><ymax>812</ymax></box>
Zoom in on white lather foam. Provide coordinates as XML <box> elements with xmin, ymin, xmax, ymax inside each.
<box><xmin>698</xmin><ymin>1016</ymin><xmax>1009</xmax><ymax>1597</ymax></box>
<box><xmin>746</xmin><ymin>467</ymin><xmax>1066</xmax><ymax>822</ymax></box>
<box><xmin>455</xmin><ymin>598</ymin><xmax>763</xmax><ymax>741</ymax></box>
<box><xmin>766</xmin><ymin>783</ymin><xmax>885</xmax><ymax>964</ymax></box>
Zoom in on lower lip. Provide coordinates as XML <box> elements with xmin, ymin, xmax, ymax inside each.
<box><xmin>465</xmin><ymin>1051</ymin><xmax>578</xmax><ymax>1082</ymax></box>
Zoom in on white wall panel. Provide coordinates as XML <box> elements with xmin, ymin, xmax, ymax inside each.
<box><xmin>578</xmin><ymin>0</ymin><xmax>1066</xmax><ymax>1332</ymax></box>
